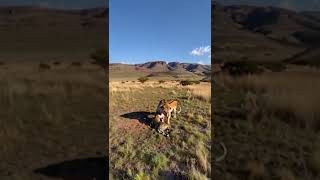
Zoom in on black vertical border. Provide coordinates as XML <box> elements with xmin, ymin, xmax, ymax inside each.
<box><xmin>211</xmin><ymin>0</ymin><xmax>216</xmax><ymax>177</ymax></box>
<box><xmin>105</xmin><ymin>0</ymin><xmax>110</xmax><ymax>177</ymax></box>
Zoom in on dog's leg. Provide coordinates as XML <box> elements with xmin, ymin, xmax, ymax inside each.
<box><xmin>167</xmin><ymin>112</ymin><xmax>171</xmax><ymax>125</ymax></box>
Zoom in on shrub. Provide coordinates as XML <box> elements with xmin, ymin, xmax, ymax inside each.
<box><xmin>71</xmin><ymin>62</ymin><xmax>82</xmax><ymax>66</ymax></box>
<box><xmin>138</xmin><ymin>77</ymin><xmax>149</xmax><ymax>83</ymax></box>
<box><xmin>261</xmin><ymin>62</ymin><xmax>286</xmax><ymax>72</ymax></box>
<box><xmin>147</xmin><ymin>73</ymin><xmax>155</xmax><ymax>77</ymax></box>
<box><xmin>180</xmin><ymin>80</ymin><xmax>201</xmax><ymax>86</ymax></box>
<box><xmin>91</xmin><ymin>61</ymin><xmax>98</xmax><ymax>65</ymax></box>
<box><xmin>158</xmin><ymin>80</ymin><xmax>165</xmax><ymax>84</ymax></box>
<box><xmin>39</xmin><ymin>63</ymin><xmax>51</xmax><ymax>70</ymax></box>
<box><xmin>0</xmin><ymin>61</ymin><xmax>5</xmax><ymax>66</ymax></box>
<box><xmin>200</xmin><ymin>77</ymin><xmax>211</xmax><ymax>82</ymax></box>
<box><xmin>180</xmin><ymin>80</ymin><xmax>193</xmax><ymax>86</ymax></box>
<box><xmin>90</xmin><ymin>48</ymin><xmax>107</xmax><ymax>67</ymax></box>
<box><xmin>53</xmin><ymin>61</ymin><xmax>61</xmax><ymax>66</ymax></box>
<box><xmin>223</xmin><ymin>61</ymin><xmax>263</xmax><ymax>75</ymax></box>
<box><xmin>193</xmin><ymin>80</ymin><xmax>200</xmax><ymax>85</ymax></box>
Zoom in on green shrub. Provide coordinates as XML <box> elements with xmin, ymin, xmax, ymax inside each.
<box><xmin>193</xmin><ymin>80</ymin><xmax>200</xmax><ymax>84</ymax></box>
<box><xmin>90</xmin><ymin>48</ymin><xmax>107</xmax><ymax>67</ymax></box>
<box><xmin>180</xmin><ymin>80</ymin><xmax>201</xmax><ymax>86</ymax></box>
<box><xmin>138</xmin><ymin>77</ymin><xmax>149</xmax><ymax>83</ymax></box>
<box><xmin>147</xmin><ymin>74</ymin><xmax>155</xmax><ymax>77</ymax></box>
<box><xmin>180</xmin><ymin>80</ymin><xmax>193</xmax><ymax>86</ymax></box>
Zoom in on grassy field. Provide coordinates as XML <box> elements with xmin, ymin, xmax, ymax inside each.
<box><xmin>213</xmin><ymin>67</ymin><xmax>320</xmax><ymax>179</ymax></box>
<box><xmin>109</xmin><ymin>80</ymin><xmax>211</xmax><ymax>179</ymax></box>
<box><xmin>0</xmin><ymin>62</ymin><xmax>107</xmax><ymax>179</ymax></box>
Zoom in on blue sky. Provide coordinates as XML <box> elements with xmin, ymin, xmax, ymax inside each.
<box><xmin>0</xmin><ymin>0</ymin><xmax>106</xmax><ymax>9</ymax></box>
<box><xmin>110</xmin><ymin>0</ymin><xmax>211</xmax><ymax>65</ymax></box>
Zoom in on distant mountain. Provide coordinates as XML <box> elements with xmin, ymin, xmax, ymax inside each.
<box><xmin>214</xmin><ymin>4</ymin><xmax>320</xmax><ymax>65</ymax></box>
<box><xmin>109</xmin><ymin>61</ymin><xmax>211</xmax><ymax>77</ymax></box>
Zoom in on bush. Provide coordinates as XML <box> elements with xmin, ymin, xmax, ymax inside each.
<box><xmin>193</xmin><ymin>80</ymin><xmax>200</xmax><ymax>84</ymax></box>
<box><xmin>223</xmin><ymin>61</ymin><xmax>263</xmax><ymax>75</ymax></box>
<box><xmin>180</xmin><ymin>80</ymin><xmax>201</xmax><ymax>86</ymax></box>
<box><xmin>71</xmin><ymin>62</ymin><xmax>82</xmax><ymax>66</ymax></box>
<box><xmin>0</xmin><ymin>61</ymin><xmax>5</xmax><ymax>66</ymax></box>
<box><xmin>261</xmin><ymin>62</ymin><xmax>286</xmax><ymax>72</ymax></box>
<box><xmin>138</xmin><ymin>77</ymin><xmax>149</xmax><ymax>83</ymax></box>
<box><xmin>180</xmin><ymin>80</ymin><xmax>193</xmax><ymax>86</ymax></box>
<box><xmin>147</xmin><ymin>73</ymin><xmax>155</xmax><ymax>77</ymax></box>
<box><xmin>53</xmin><ymin>61</ymin><xmax>61</xmax><ymax>66</ymax></box>
<box><xmin>39</xmin><ymin>63</ymin><xmax>51</xmax><ymax>70</ymax></box>
<box><xmin>200</xmin><ymin>76</ymin><xmax>211</xmax><ymax>82</ymax></box>
<box><xmin>158</xmin><ymin>80</ymin><xmax>165</xmax><ymax>84</ymax></box>
<box><xmin>90</xmin><ymin>48</ymin><xmax>107</xmax><ymax>67</ymax></box>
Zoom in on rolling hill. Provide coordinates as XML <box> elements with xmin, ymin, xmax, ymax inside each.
<box><xmin>214</xmin><ymin>4</ymin><xmax>320</xmax><ymax>65</ymax></box>
<box><xmin>109</xmin><ymin>61</ymin><xmax>211</xmax><ymax>79</ymax></box>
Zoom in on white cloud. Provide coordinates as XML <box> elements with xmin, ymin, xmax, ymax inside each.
<box><xmin>197</xmin><ymin>61</ymin><xmax>204</xmax><ymax>65</ymax></box>
<box><xmin>190</xmin><ymin>46</ymin><xmax>211</xmax><ymax>56</ymax></box>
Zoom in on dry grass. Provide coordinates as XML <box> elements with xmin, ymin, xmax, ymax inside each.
<box><xmin>188</xmin><ymin>166</ymin><xmax>208</xmax><ymax>180</ymax></box>
<box><xmin>185</xmin><ymin>83</ymin><xmax>211</xmax><ymax>102</ymax></box>
<box><xmin>215</xmin><ymin>71</ymin><xmax>320</xmax><ymax>131</ymax></box>
<box><xmin>0</xmin><ymin>62</ymin><xmax>106</xmax><ymax>179</ymax></box>
<box><xmin>308</xmin><ymin>142</ymin><xmax>320</xmax><ymax>175</ymax></box>
<box><xmin>245</xmin><ymin>161</ymin><xmax>267</xmax><ymax>180</ymax></box>
<box><xmin>109</xmin><ymin>80</ymin><xmax>211</xmax><ymax>179</ymax></box>
<box><xmin>195</xmin><ymin>142</ymin><xmax>209</xmax><ymax>174</ymax></box>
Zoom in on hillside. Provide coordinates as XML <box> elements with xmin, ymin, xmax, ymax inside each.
<box><xmin>214</xmin><ymin>4</ymin><xmax>320</xmax><ymax>65</ymax></box>
<box><xmin>0</xmin><ymin>6</ymin><xmax>107</xmax><ymax>62</ymax></box>
<box><xmin>109</xmin><ymin>61</ymin><xmax>211</xmax><ymax>80</ymax></box>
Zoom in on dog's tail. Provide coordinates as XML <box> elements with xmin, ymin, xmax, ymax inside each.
<box><xmin>215</xmin><ymin>142</ymin><xmax>227</xmax><ymax>162</ymax></box>
<box><xmin>177</xmin><ymin>106</ymin><xmax>182</xmax><ymax>113</ymax></box>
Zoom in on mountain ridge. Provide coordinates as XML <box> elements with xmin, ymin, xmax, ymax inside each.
<box><xmin>109</xmin><ymin>61</ymin><xmax>212</xmax><ymax>76</ymax></box>
<box><xmin>214</xmin><ymin>4</ymin><xmax>320</xmax><ymax>65</ymax></box>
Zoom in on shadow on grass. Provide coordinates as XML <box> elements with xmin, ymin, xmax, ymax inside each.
<box><xmin>160</xmin><ymin>170</ymin><xmax>188</xmax><ymax>179</ymax></box>
<box><xmin>120</xmin><ymin>111</ymin><xmax>155</xmax><ymax>127</ymax></box>
<box><xmin>34</xmin><ymin>157</ymin><xmax>107</xmax><ymax>180</ymax></box>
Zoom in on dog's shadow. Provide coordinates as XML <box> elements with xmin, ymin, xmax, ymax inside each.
<box><xmin>34</xmin><ymin>157</ymin><xmax>107</xmax><ymax>180</ymax></box>
<box><xmin>120</xmin><ymin>111</ymin><xmax>155</xmax><ymax>127</ymax></box>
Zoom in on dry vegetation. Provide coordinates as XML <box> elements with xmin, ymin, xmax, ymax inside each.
<box><xmin>213</xmin><ymin>67</ymin><xmax>320</xmax><ymax>179</ymax></box>
<box><xmin>0</xmin><ymin>62</ymin><xmax>106</xmax><ymax>179</ymax></box>
<box><xmin>109</xmin><ymin>80</ymin><xmax>211</xmax><ymax>179</ymax></box>
<box><xmin>215</xmin><ymin>71</ymin><xmax>320</xmax><ymax>131</ymax></box>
